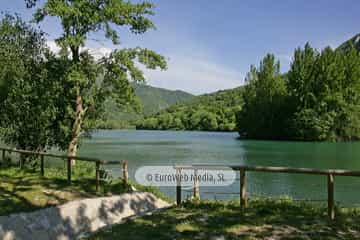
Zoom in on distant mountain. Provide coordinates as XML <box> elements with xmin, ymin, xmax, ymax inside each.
<box><xmin>133</xmin><ymin>83</ymin><xmax>195</xmax><ymax>116</ymax></box>
<box><xmin>100</xmin><ymin>83</ymin><xmax>194</xmax><ymax>129</ymax></box>
<box><xmin>105</xmin><ymin>34</ymin><xmax>360</xmax><ymax>131</ymax></box>
<box><xmin>337</xmin><ymin>33</ymin><xmax>360</xmax><ymax>52</ymax></box>
<box><xmin>136</xmin><ymin>86</ymin><xmax>244</xmax><ymax>131</ymax></box>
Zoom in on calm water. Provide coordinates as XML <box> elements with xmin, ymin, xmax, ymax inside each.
<box><xmin>79</xmin><ymin>130</ymin><xmax>360</xmax><ymax>206</ymax></box>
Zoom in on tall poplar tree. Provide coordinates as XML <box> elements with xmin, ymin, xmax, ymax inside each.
<box><xmin>236</xmin><ymin>54</ymin><xmax>287</xmax><ymax>139</ymax></box>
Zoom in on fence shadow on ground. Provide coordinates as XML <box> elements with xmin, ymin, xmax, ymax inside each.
<box><xmin>0</xmin><ymin>166</ymin><xmax>129</xmax><ymax>216</ymax></box>
<box><xmin>87</xmin><ymin>199</ymin><xmax>360</xmax><ymax>240</ymax></box>
<box><xmin>0</xmin><ymin>192</ymin><xmax>164</xmax><ymax>240</ymax></box>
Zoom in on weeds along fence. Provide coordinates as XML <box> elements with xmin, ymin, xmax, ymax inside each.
<box><xmin>174</xmin><ymin>164</ymin><xmax>360</xmax><ymax>220</ymax></box>
<box><xmin>0</xmin><ymin>147</ymin><xmax>128</xmax><ymax>192</ymax></box>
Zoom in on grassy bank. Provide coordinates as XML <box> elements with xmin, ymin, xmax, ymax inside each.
<box><xmin>87</xmin><ymin>198</ymin><xmax>360</xmax><ymax>240</ymax></box>
<box><xmin>0</xmin><ymin>164</ymin><xmax>129</xmax><ymax>216</ymax></box>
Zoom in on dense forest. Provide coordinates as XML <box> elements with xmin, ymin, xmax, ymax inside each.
<box><xmin>136</xmin><ymin>34</ymin><xmax>360</xmax><ymax>140</ymax></box>
<box><xmin>136</xmin><ymin>87</ymin><xmax>243</xmax><ymax>131</ymax></box>
<box><xmin>98</xmin><ymin>83</ymin><xmax>194</xmax><ymax>129</ymax></box>
<box><xmin>237</xmin><ymin>42</ymin><xmax>360</xmax><ymax>141</ymax></box>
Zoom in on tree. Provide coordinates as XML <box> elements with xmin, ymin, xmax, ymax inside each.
<box><xmin>287</xmin><ymin>43</ymin><xmax>318</xmax><ymax>110</ymax></box>
<box><xmin>236</xmin><ymin>54</ymin><xmax>287</xmax><ymax>139</ymax></box>
<box><xmin>171</xmin><ymin>118</ymin><xmax>184</xmax><ymax>130</ymax></box>
<box><xmin>26</xmin><ymin>0</ymin><xmax>167</xmax><ymax>159</ymax></box>
<box><xmin>158</xmin><ymin>113</ymin><xmax>173</xmax><ymax>129</ymax></box>
<box><xmin>285</xmin><ymin>43</ymin><xmax>360</xmax><ymax>141</ymax></box>
<box><xmin>0</xmin><ymin>14</ymin><xmax>60</xmax><ymax>156</ymax></box>
<box><xmin>200</xmin><ymin>112</ymin><xmax>218</xmax><ymax>130</ymax></box>
<box><xmin>189</xmin><ymin>110</ymin><xmax>204</xmax><ymax>130</ymax></box>
<box><xmin>288</xmin><ymin>45</ymin><xmax>349</xmax><ymax>140</ymax></box>
<box><xmin>333</xmin><ymin>45</ymin><xmax>360</xmax><ymax>140</ymax></box>
<box><xmin>136</xmin><ymin>87</ymin><xmax>244</xmax><ymax>132</ymax></box>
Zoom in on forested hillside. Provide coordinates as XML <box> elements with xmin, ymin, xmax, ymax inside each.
<box><xmin>133</xmin><ymin>84</ymin><xmax>195</xmax><ymax>115</ymax></box>
<box><xmin>136</xmin><ymin>87</ymin><xmax>244</xmax><ymax>131</ymax></box>
<box><xmin>99</xmin><ymin>83</ymin><xmax>194</xmax><ymax>129</ymax></box>
<box><xmin>104</xmin><ymin>35</ymin><xmax>360</xmax><ymax>137</ymax></box>
<box><xmin>337</xmin><ymin>33</ymin><xmax>360</xmax><ymax>52</ymax></box>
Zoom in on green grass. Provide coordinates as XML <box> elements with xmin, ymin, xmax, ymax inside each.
<box><xmin>3</xmin><ymin>163</ymin><xmax>360</xmax><ymax>239</ymax></box>
<box><xmin>87</xmin><ymin>198</ymin><xmax>360</xmax><ymax>240</ymax></box>
<box><xmin>130</xmin><ymin>180</ymin><xmax>172</xmax><ymax>203</ymax></box>
<box><xmin>0</xmin><ymin>163</ymin><xmax>129</xmax><ymax>216</ymax></box>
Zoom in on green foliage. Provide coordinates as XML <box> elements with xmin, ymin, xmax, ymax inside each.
<box><xmin>287</xmin><ymin>43</ymin><xmax>318</xmax><ymax>109</ymax></box>
<box><xmin>1</xmin><ymin>1</ymin><xmax>167</xmax><ymax>154</ymax></box>
<box><xmin>237</xmin><ymin>42</ymin><xmax>360</xmax><ymax>141</ymax></box>
<box><xmin>98</xmin><ymin>83</ymin><xmax>194</xmax><ymax>129</ymax></box>
<box><xmin>0</xmin><ymin>14</ymin><xmax>61</xmax><ymax>152</ymax></box>
<box><xmin>29</xmin><ymin>0</ymin><xmax>156</xmax><ymax>47</ymax></box>
<box><xmin>133</xmin><ymin>83</ymin><xmax>194</xmax><ymax>116</ymax></box>
<box><xmin>288</xmin><ymin>44</ymin><xmax>360</xmax><ymax>141</ymax></box>
<box><xmin>236</xmin><ymin>54</ymin><xmax>288</xmax><ymax>139</ymax></box>
<box><xmin>137</xmin><ymin>87</ymin><xmax>244</xmax><ymax>131</ymax></box>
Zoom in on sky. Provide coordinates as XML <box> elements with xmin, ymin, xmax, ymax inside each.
<box><xmin>2</xmin><ymin>0</ymin><xmax>360</xmax><ymax>95</ymax></box>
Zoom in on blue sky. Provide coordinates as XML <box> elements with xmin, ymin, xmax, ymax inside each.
<box><xmin>2</xmin><ymin>0</ymin><xmax>360</xmax><ymax>94</ymax></box>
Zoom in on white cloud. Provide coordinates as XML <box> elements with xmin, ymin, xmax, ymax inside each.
<box><xmin>46</xmin><ymin>40</ymin><xmax>61</xmax><ymax>54</ymax></box>
<box><xmin>143</xmin><ymin>54</ymin><xmax>244</xmax><ymax>95</ymax></box>
<box><xmin>46</xmin><ymin>41</ymin><xmax>244</xmax><ymax>95</ymax></box>
<box><xmin>86</xmin><ymin>47</ymin><xmax>112</xmax><ymax>60</ymax></box>
<box><xmin>46</xmin><ymin>41</ymin><xmax>112</xmax><ymax>60</ymax></box>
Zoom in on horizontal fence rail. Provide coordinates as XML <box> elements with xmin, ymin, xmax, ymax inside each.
<box><xmin>175</xmin><ymin>164</ymin><xmax>360</xmax><ymax>176</ymax></box>
<box><xmin>0</xmin><ymin>147</ymin><xmax>128</xmax><ymax>192</ymax></box>
<box><xmin>2</xmin><ymin>146</ymin><xmax>358</xmax><ymax>220</ymax></box>
<box><xmin>174</xmin><ymin>164</ymin><xmax>360</xmax><ymax>220</ymax></box>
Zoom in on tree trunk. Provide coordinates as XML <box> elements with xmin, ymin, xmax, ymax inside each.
<box><xmin>67</xmin><ymin>86</ymin><xmax>84</xmax><ymax>165</ymax></box>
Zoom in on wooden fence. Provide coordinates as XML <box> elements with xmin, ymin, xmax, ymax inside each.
<box><xmin>174</xmin><ymin>164</ymin><xmax>360</xmax><ymax>220</ymax></box>
<box><xmin>0</xmin><ymin>147</ymin><xmax>128</xmax><ymax>192</ymax></box>
<box><xmin>2</xmin><ymin>147</ymin><xmax>359</xmax><ymax>220</ymax></box>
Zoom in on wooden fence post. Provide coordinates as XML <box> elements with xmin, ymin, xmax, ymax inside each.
<box><xmin>40</xmin><ymin>155</ymin><xmax>44</xmax><ymax>177</ymax></box>
<box><xmin>193</xmin><ymin>169</ymin><xmax>199</xmax><ymax>199</ymax></box>
<box><xmin>1</xmin><ymin>150</ymin><xmax>5</xmax><ymax>165</ymax></box>
<box><xmin>67</xmin><ymin>157</ymin><xmax>72</xmax><ymax>183</ymax></box>
<box><xmin>122</xmin><ymin>160</ymin><xmax>128</xmax><ymax>185</ymax></box>
<box><xmin>19</xmin><ymin>153</ymin><xmax>23</xmax><ymax>169</ymax></box>
<box><xmin>176</xmin><ymin>168</ymin><xmax>182</xmax><ymax>206</ymax></box>
<box><xmin>240</xmin><ymin>169</ymin><xmax>247</xmax><ymax>209</ymax></box>
<box><xmin>96</xmin><ymin>161</ymin><xmax>100</xmax><ymax>192</ymax></box>
<box><xmin>328</xmin><ymin>174</ymin><xmax>335</xmax><ymax>220</ymax></box>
